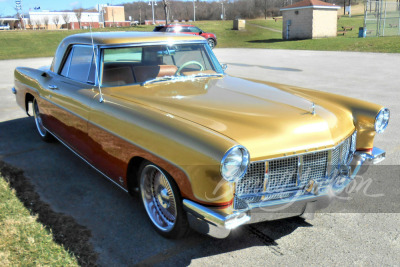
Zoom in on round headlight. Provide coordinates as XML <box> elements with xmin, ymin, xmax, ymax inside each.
<box><xmin>375</xmin><ymin>108</ymin><xmax>390</xmax><ymax>133</ymax></box>
<box><xmin>221</xmin><ymin>146</ymin><xmax>250</xmax><ymax>182</ymax></box>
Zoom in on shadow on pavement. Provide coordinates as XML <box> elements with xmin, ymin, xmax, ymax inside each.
<box><xmin>0</xmin><ymin>117</ymin><xmax>312</xmax><ymax>266</ymax></box>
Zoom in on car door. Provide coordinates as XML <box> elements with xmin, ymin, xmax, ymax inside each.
<box><xmin>41</xmin><ymin>45</ymin><xmax>99</xmax><ymax>161</ymax></box>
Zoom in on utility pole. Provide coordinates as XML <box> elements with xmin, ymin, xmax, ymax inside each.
<box><xmin>193</xmin><ymin>0</ymin><xmax>196</xmax><ymax>22</ymax></box>
<box><xmin>149</xmin><ymin>0</ymin><xmax>157</xmax><ymax>25</ymax></box>
<box><xmin>220</xmin><ymin>1</ymin><xmax>225</xmax><ymax>20</ymax></box>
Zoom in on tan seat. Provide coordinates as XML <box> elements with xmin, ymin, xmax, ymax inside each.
<box><xmin>102</xmin><ymin>66</ymin><xmax>135</xmax><ymax>86</ymax></box>
<box><xmin>133</xmin><ymin>65</ymin><xmax>178</xmax><ymax>83</ymax></box>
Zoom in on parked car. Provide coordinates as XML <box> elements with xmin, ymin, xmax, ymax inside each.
<box><xmin>0</xmin><ymin>23</ymin><xmax>10</xmax><ymax>30</ymax></box>
<box><xmin>13</xmin><ymin>32</ymin><xmax>389</xmax><ymax>239</ymax></box>
<box><xmin>153</xmin><ymin>24</ymin><xmax>217</xmax><ymax>49</ymax></box>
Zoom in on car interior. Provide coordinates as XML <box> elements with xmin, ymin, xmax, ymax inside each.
<box><xmin>101</xmin><ymin>44</ymin><xmax>216</xmax><ymax>86</ymax></box>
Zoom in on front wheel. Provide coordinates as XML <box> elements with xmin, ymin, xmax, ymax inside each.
<box><xmin>207</xmin><ymin>38</ymin><xmax>216</xmax><ymax>49</ymax></box>
<box><xmin>33</xmin><ymin>98</ymin><xmax>53</xmax><ymax>142</ymax></box>
<box><xmin>139</xmin><ymin>162</ymin><xmax>189</xmax><ymax>239</ymax></box>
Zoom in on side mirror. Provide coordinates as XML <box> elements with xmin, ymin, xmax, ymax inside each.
<box><xmin>221</xmin><ymin>64</ymin><xmax>228</xmax><ymax>71</ymax></box>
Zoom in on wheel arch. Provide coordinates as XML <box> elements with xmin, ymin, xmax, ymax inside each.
<box><xmin>126</xmin><ymin>156</ymin><xmax>145</xmax><ymax>194</ymax></box>
<box><xmin>126</xmin><ymin>156</ymin><xmax>184</xmax><ymax>198</ymax></box>
<box><xmin>25</xmin><ymin>92</ymin><xmax>34</xmax><ymax>116</ymax></box>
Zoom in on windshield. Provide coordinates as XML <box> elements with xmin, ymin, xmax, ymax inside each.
<box><xmin>101</xmin><ymin>43</ymin><xmax>223</xmax><ymax>86</ymax></box>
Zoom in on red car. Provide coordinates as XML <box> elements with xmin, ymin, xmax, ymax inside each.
<box><xmin>153</xmin><ymin>24</ymin><xmax>217</xmax><ymax>49</ymax></box>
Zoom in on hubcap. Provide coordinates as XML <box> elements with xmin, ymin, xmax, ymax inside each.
<box><xmin>33</xmin><ymin>99</ymin><xmax>47</xmax><ymax>137</ymax></box>
<box><xmin>140</xmin><ymin>165</ymin><xmax>177</xmax><ymax>232</ymax></box>
<box><xmin>208</xmin><ymin>39</ymin><xmax>215</xmax><ymax>48</ymax></box>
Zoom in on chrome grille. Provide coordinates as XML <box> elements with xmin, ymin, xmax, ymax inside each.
<box><xmin>301</xmin><ymin>151</ymin><xmax>328</xmax><ymax>186</ymax></box>
<box><xmin>330</xmin><ymin>145</ymin><xmax>341</xmax><ymax>177</ymax></box>
<box><xmin>266</xmin><ymin>157</ymin><xmax>298</xmax><ymax>192</ymax></box>
<box><xmin>341</xmin><ymin>138</ymin><xmax>351</xmax><ymax>164</ymax></box>
<box><xmin>236</xmin><ymin>161</ymin><xmax>265</xmax><ymax>195</ymax></box>
<box><xmin>234</xmin><ymin>133</ymin><xmax>356</xmax><ymax>209</ymax></box>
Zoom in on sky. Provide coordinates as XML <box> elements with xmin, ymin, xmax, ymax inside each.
<box><xmin>0</xmin><ymin>0</ymin><xmax>203</xmax><ymax>17</ymax></box>
<box><xmin>0</xmin><ymin>0</ymin><xmax>112</xmax><ymax>16</ymax></box>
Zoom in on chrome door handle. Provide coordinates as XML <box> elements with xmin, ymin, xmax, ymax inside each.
<box><xmin>48</xmin><ymin>85</ymin><xmax>58</xmax><ymax>90</ymax></box>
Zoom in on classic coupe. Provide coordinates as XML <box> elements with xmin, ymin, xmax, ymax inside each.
<box><xmin>13</xmin><ymin>32</ymin><xmax>389</xmax><ymax>239</ymax></box>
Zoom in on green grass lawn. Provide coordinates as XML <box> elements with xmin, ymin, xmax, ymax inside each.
<box><xmin>0</xmin><ymin>176</ymin><xmax>78</xmax><ymax>266</ymax></box>
<box><xmin>0</xmin><ymin>16</ymin><xmax>399</xmax><ymax>60</ymax></box>
<box><xmin>247</xmin><ymin>18</ymin><xmax>284</xmax><ymax>30</ymax></box>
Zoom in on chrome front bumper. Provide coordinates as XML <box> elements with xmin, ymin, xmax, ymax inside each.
<box><xmin>183</xmin><ymin>147</ymin><xmax>385</xmax><ymax>239</ymax></box>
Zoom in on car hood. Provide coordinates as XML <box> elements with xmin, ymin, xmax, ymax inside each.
<box><xmin>109</xmin><ymin>75</ymin><xmax>355</xmax><ymax>160</ymax></box>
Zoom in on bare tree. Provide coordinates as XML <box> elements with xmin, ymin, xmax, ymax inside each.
<box><xmin>162</xmin><ymin>0</ymin><xmax>171</xmax><ymax>25</ymax></box>
<box><xmin>53</xmin><ymin>15</ymin><xmax>61</xmax><ymax>29</ymax></box>
<box><xmin>62</xmin><ymin>13</ymin><xmax>70</xmax><ymax>29</ymax></box>
<box><xmin>37</xmin><ymin>19</ymin><xmax>43</xmax><ymax>30</ymax></box>
<box><xmin>27</xmin><ymin>18</ymin><xmax>33</xmax><ymax>29</ymax></box>
<box><xmin>74</xmin><ymin>8</ymin><xmax>83</xmax><ymax>29</ymax></box>
<box><xmin>43</xmin><ymin>16</ymin><xmax>50</xmax><ymax>29</ymax></box>
<box><xmin>256</xmin><ymin>0</ymin><xmax>270</xmax><ymax>19</ymax></box>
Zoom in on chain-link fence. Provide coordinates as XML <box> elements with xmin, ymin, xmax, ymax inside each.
<box><xmin>364</xmin><ymin>0</ymin><xmax>400</xmax><ymax>36</ymax></box>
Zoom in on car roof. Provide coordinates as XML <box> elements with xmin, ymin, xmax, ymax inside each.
<box><xmin>159</xmin><ymin>24</ymin><xmax>195</xmax><ymax>27</ymax></box>
<box><xmin>51</xmin><ymin>31</ymin><xmax>205</xmax><ymax>73</ymax></box>
<box><xmin>61</xmin><ymin>31</ymin><xmax>203</xmax><ymax>46</ymax></box>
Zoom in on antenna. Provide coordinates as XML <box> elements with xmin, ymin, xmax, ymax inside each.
<box><xmin>89</xmin><ymin>16</ymin><xmax>104</xmax><ymax>103</ymax></box>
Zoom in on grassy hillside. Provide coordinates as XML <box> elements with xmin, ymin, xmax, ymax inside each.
<box><xmin>0</xmin><ymin>17</ymin><xmax>399</xmax><ymax>60</ymax></box>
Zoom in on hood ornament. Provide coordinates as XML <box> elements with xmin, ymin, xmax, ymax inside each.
<box><xmin>311</xmin><ymin>102</ymin><xmax>316</xmax><ymax>115</ymax></box>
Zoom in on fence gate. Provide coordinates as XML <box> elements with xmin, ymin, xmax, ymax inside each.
<box><xmin>364</xmin><ymin>0</ymin><xmax>400</xmax><ymax>36</ymax></box>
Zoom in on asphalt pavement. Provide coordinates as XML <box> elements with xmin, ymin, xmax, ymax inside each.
<box><xmin>0</xmin><ymin>50</ymin><xmax>399</xmax><ymax>266</ymax></box>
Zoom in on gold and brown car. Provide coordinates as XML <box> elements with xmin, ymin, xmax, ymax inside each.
<box><xmin>12</xmin><ymin>32</ymin><xmax>389</xmax><ymax>239</ymax></box>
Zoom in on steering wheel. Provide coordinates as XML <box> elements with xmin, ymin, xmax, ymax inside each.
<box><xmin>175</xmin><ymin>61</ymin><xmax>204</xmax><ymax>76</ymax></box>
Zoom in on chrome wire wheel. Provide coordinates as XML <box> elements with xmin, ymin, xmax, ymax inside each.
<box><xmin>33</xmin><ymin>98</ymin><xmax>47</xmax><ymax>138</ymax></box>
<box><xmin>140</xmin><ymin>165</ymin><xmax>177</xmax><ymax>232</ymax></box>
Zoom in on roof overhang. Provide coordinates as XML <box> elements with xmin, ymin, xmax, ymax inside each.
<box><xmin>280</xmin><ymin>5</ymin><xmax>340</xmax><ymax>11</ymax></box>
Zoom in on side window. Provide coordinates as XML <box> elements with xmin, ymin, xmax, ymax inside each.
<box><xmin>60</xmin><ymin>49</ymin><xmax>73</xmax><ymax>77</ymax></box>
<box><xmin>190</xmin><ymin>27</ymin><xmax>202</xmax><ymax>33</ymax></box>
<box><xmin>180</xmin><ymin>27</ymin><xmax>191</xmax><ymax>33</ymax></box>
<box><xmin>60</xmin><ymin>45</ymin><xmax>95</xmax><ymax>83</ymax></box>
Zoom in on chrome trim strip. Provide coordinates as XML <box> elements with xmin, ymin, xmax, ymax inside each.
<box><xmin>44</xmin><ymin>126</ymin><xmax>128</xmax><ymax>193</ymax></box>
<box><xmin>297</xmin><ymin>155</ymin><xmax>303</xmax><ymax>186</ymax></box>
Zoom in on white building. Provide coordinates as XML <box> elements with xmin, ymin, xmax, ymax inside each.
<box><xmin>27</xmin><ymin>11</ymin><xmax>101</xmax><ymax>30</ymax></box>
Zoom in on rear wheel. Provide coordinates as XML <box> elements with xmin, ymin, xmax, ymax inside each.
<box><xmin>33</xmin><ymin>98</ymin><xmax>53</xmax><ymax>142</ymax></box>
<box><xmin>139</xmin><ymin>162</ymin><xmax>189</xmax><ymax>239</ymax></box>
<box><xmin>207</xmin><ymin>38</ymin><xmax>216</xmax><ymax>49</ymax></box>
